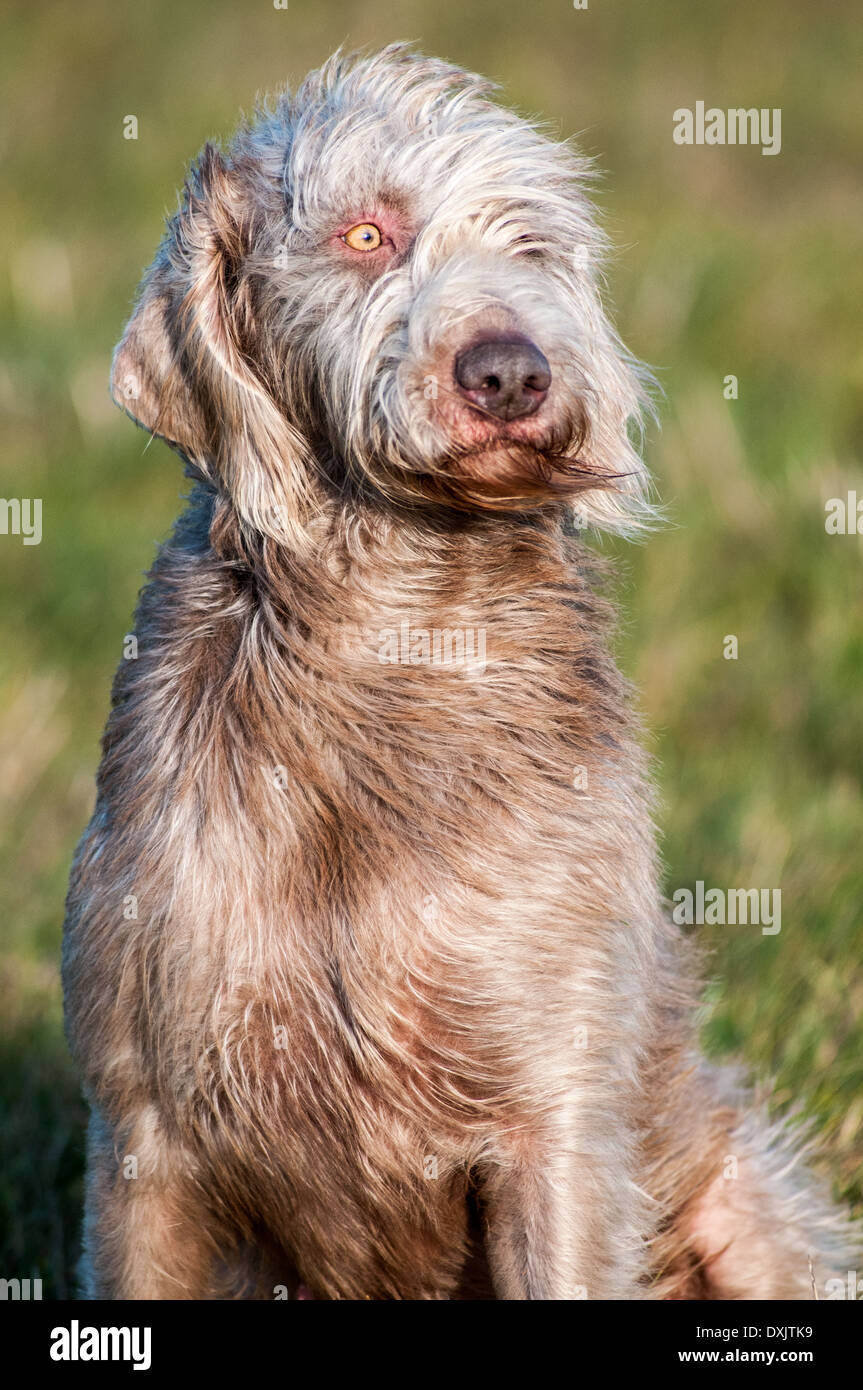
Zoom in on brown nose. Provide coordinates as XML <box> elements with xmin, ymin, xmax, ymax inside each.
<box><xmin>454</xmin><ymin>336</ymin><xmax>551</xmax><ymax>422</ymax></box>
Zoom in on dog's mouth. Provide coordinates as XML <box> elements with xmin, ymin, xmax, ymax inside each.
<box><xmin>418</xmin><ymin>355</ymin><xmax>609</xmax><ymax>507</ymax></box>
<box><xmin>421</xmin><ymin>433</ymin><xmax>613</xmax><ymax>511</ymax></box>
<box><xmin>461</xmin><ymin>441</ymin><xmax>604</xmax><ymax>504</ymax></box>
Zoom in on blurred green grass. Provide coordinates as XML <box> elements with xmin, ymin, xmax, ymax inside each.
<box><xmin>1</xmin><ymin>0</ymin><xmax>861</xmax><ymax>1296</ymax></box>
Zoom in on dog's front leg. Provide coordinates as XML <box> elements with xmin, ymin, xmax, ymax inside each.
<box><xmin>80</xmin><ymin>1106</ymin><xmax>218</xmax><ymax>1299</ymax></box>
<box><xmin>481</xmin><ymin>1112</ymin><xmax>648</xmax><ymax>1300</ymax></box>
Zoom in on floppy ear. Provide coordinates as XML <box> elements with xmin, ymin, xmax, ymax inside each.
<box><xmin>111</xmin><ymin>144</ymin><xmax>315</xmax><ymax>546</ymax></box>
<box><xmin>111</xmin><ymin>287</ymin><xmax>211</xmax><ymax>464</ymax></box>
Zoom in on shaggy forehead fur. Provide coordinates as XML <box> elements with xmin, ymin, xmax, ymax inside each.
<box><xmin>113</xmin><ymin>43</ymin><xmax>652</xmax><ymax>540</ymax></box>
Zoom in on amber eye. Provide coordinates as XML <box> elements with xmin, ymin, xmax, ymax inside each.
<box><xmin>342</xmin><ymin>222</ymin><xmax>383</xmax><ymax>251</ymax></box>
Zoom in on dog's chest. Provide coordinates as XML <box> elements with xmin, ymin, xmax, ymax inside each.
<box><xmin>125</xmin><ymin>525</ymin><xmax>648</xmax><ymax>1119</ymax></box>
<box><xmin>245</xmin><ymin>549</ymin><xmax>644</xmax><ymax>1007</ymax></box>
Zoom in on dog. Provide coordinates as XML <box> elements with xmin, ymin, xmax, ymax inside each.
<box><xmin>63</xmin><ymin>44</ymin><xmax>856</xmax><ymax>1299</ymax></box>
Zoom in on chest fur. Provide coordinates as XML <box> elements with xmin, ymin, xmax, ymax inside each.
<box><xmin>70</xmin><ymin>504</ymin><xmax>656</xmax><ymax>1128</ymax></box>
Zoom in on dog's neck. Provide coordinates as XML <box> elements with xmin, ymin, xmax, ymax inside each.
<box><xmin>189</xmin><ymin>485</ymin><xmax>624</xmax><ymax>746</ymax></box>
<box><xmin>205</xmin><ymin>484</ymin><xmax>604</xmax><ymax>628</ymax></box>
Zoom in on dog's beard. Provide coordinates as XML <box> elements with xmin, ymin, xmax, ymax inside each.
<box><xmin>347</xmin><ymin>399</ymin><xmax>616</xmax><ymax>512</ymax></box>
<box><xmin>422</xmin><ymin>427</ymin><xmax>614</xmax><ymax>511</ymax></box>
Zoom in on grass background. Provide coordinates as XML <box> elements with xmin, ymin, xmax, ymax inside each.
<box><xmin>1</xmin><ymin>0</ymin><xmax>861</xmax><ymax>1297</ymax></box>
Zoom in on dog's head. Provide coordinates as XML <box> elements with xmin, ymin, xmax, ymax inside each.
<box><xmin>112</xmin><ymin>44</ymin><xmax>654</xmax><ymax>542</ymax></box>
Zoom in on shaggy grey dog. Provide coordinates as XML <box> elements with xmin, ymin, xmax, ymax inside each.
<box><xmin>63</xmin><ymin>45</ymin><xmax>856</xmax><ymax>1299</ymax></box>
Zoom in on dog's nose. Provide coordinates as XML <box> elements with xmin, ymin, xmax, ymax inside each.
<box><xmin>454</xmin><ymin>337</ymin><xmax>551</xmax><ymax>421</ymax></box>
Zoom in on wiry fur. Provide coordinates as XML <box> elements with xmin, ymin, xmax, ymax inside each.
<box><xmin>63</xmin><ymin>45</ymin><xmax>856</xmax><ymax>1300</ymax></box>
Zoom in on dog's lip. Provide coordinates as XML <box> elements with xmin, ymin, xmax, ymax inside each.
<box><xmin>451</xmin><ymin>435</ymin><xmax>558</xmax><ymax>465</ymax></box>
<box><xmin>467</xmin><ymin>411</ymin><xmax>542</xmax><ymax>431</ymax></box>
<box><xmin>456</xmin><ymin>410</ymin><xmax>551</xmax><ymax>443</ymax></box>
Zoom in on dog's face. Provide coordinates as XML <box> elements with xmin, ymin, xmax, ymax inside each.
<box><xmin>112</xmin><ymin>45</ymin><xmax>652</xmax><ymax>540</ymax></box>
